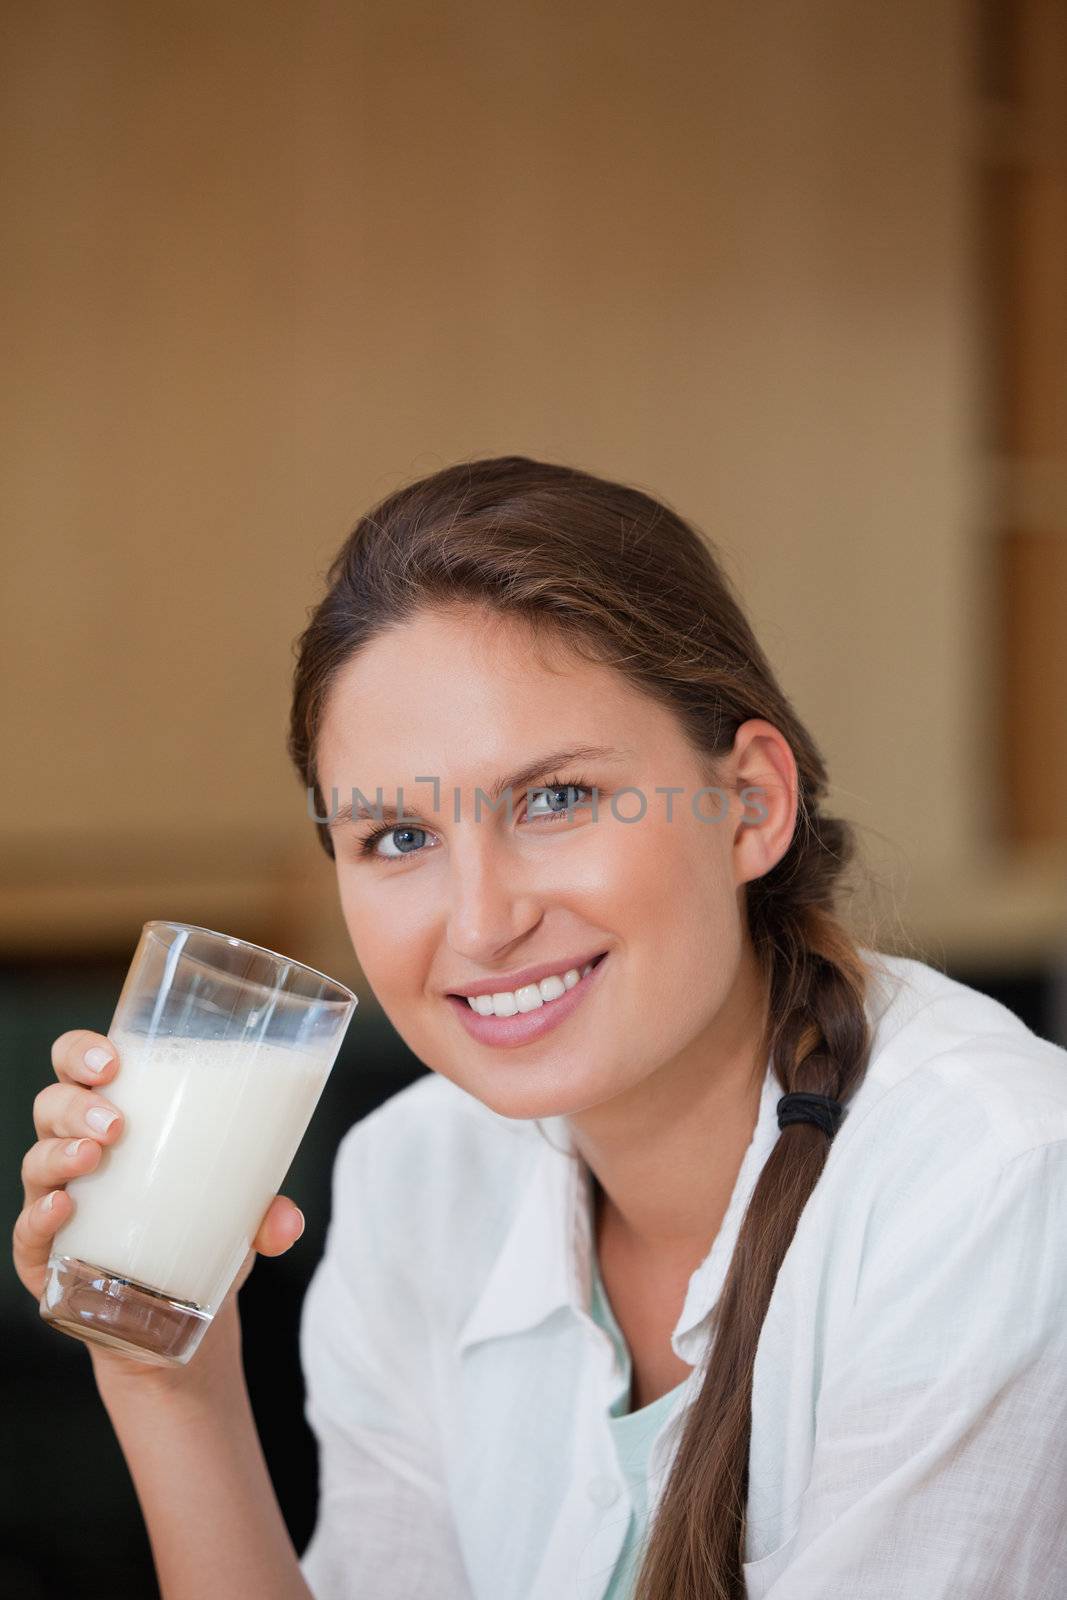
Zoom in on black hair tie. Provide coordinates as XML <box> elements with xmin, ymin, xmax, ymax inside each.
<box><xmin>777</xmin><ymin>1091</ymin><xmax>844</xmax><ymax>1140</ymax></box>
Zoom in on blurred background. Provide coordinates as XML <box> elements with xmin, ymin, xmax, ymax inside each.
<box><xmin>3</xmin><ymin>1</ymin><xmax>1066</xmax><ymax>1595</ymax></box>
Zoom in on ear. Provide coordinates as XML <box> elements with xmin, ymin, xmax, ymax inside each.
<box><xmin>726</xmin><ymin>719</ymin><xmax>799</xmax><ymax>888</ymax></box>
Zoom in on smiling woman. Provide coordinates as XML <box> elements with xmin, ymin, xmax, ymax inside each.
<box><xmin>23</xmin><ymin>456</ymin><xmax>1060</xmax><ymax>1600</ymax></box>
<box><xmin>277</xmin><ymin>456</ymin><xmax>1067</xmax><ymax>1600</ymax></box>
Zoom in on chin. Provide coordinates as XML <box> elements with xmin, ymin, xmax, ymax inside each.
<box><xmin>449</xmin><ymin>1056</ymin><xmax>619</xmax><ymax>1126</ymax></box>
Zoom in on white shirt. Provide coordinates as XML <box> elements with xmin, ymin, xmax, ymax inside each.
<box><xmin>297</xmin><ymin>949</ymin><xmax>1067</xmax><ymax>1599</ymax></box>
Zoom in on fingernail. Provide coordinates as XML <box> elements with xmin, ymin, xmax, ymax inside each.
<box><xmin>84</xmin><ymin>1047</ymin><xmax>113</xmax><ymax>1073</ymax></box>
<box><xmin>41</xmin><ymin>1190</ymin><xmax>57</xmax><ymax>1212</ymax></box>
<box><xmin>86</xmin><ymin>1107</ymin><xmax>120</xmax><ymax>1136</ymax></box>
<box><xmin>293</xmin><ymin>1209</ymin><xmax>306</xmax><ymax>1240</ymax></box>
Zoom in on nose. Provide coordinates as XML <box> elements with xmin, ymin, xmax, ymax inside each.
<box><xmin>444</xmin><ymin>829</ymin><xmax>544</xmax><ymax>965</ymax></box>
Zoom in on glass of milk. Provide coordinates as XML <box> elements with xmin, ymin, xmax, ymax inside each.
<box><xmin>38</xmin><ymin>920</ymin><xmax>358</xmax><ymax>1367</ymax></box>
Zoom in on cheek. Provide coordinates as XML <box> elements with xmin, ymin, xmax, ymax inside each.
<box><xmin>622</xmin><ymin>815</ymin><xmax>741</xmax><ymax>1000</ymax></box>
<box><xmin>336</xmin><ymin>869</ymin><xmax>372</xmax><ymax>950</ymax></box>
<box><xmin>335</xmin><ymin>869</ymin><xmax>429</xmax><ymax>998</ymax></box>
<box><xmin>611</xmin><ymin>807</ymin><xmax>733</xmax><ymax>919</ymax></box>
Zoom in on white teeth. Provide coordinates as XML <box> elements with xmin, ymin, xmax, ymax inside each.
<box><xmin>466</xmin><ymin>958</ymin><xmax>600</xmax><ymax>1017</ymax></box>
<box><xmin>515</xmin><ymin>983</ymin><xmax>544</xmax><ymax>1013</ymax></box>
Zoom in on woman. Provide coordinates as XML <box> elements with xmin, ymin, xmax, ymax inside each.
<box><xmin>15</xmin><ymin>455</ymin><xmax>1067</xmax><ymax>1599</ymax></box>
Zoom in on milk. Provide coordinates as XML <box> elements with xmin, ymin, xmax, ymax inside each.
<box><xmin>53</xmin><ymin>1029</ymin><xmax>331</xmax><ymax>1311</ymax></box>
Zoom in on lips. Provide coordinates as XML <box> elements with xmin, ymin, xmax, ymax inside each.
<box><xmin>444</xmin><ymin>950</ymin><xmax>610</xmax><ymax>1049</ymax></box>
<box><xmin>445</xmin><ymin>949</ymin><xmax>610</xmax><ymax>1000</ymax></box>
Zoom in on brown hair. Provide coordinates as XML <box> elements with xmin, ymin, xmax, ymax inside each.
<box><xmin>288</xmin><ymin>454</ymin><xmax>881</xmax><ymax>1598</ymax></box>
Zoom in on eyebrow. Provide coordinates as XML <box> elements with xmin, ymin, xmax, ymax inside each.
<box><xmin>323</xmin><ymin>744</ymin><xmax>631</xmax><ymax>831</ymax></box>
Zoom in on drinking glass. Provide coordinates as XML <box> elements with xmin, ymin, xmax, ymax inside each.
<box><xmin>39</xmin><ymin>920</ymin><xmax>358</xmax><ymax>1366</ymax></box>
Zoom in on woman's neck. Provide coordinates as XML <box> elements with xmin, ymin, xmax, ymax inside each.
<box><xmin>568</xmin><ymin>944</ymin><xmax>769</xmax><ymax>1256</ymax></box>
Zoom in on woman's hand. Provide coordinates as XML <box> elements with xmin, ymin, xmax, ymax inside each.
<box><xmin>13</xmin><ymin>1028</ymin><xmax>307</xmax><ymax>1405</ymax></box>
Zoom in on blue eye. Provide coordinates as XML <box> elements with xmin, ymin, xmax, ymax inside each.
<box><xmin>360</xmin><ymin>824</ymin><xmax>434</xmax><ymax>861</ymax></box>
<box><xmin>526</xmin><ymin>781</ymin><xmax>594</xmax><ymax>820</ymax></box>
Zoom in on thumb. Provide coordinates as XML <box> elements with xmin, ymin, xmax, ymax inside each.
<box><xmin>252</xmin><ymin>1194</ymin><xmax>306</xmax><ymax>1258</ymax></box>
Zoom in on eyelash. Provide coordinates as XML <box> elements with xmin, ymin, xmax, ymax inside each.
<box><xmin>357</xmin><ymin>774</ymin><xmax>595</xmax><ymax>863</ymax></box>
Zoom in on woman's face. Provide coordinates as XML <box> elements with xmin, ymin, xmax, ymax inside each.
<box><xmin>316</xmin><ymin>605</ymin><xmax>796</xmax><ymax>1123</ymax></box>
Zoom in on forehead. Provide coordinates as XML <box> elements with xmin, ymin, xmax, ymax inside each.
<box><xmin>316</xmin><ymin>607</ymin><xmax>680</xmax><ymax>787</ymax></box>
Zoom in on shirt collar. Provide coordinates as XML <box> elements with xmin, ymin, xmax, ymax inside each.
<box><xmin>455</xmin><ymin>1109</ymin><xmax>590</xmax><ymax>1356</ymax></box>
<box><xmin>455</xmin><ymin>1055</ymin><xmax>785</xmax><ymax>1363</ymax></box>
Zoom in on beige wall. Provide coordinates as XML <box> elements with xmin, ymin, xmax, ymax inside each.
<box><xmin>4</xmin><ymin>0</ymin><xmax>1065</xmax><ymax>981</ymax></box>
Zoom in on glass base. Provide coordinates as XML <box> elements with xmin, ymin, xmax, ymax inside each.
<box><xmin>40</xmin><ymin>1255</ymin><xmax>212</xmax><ymax>1367</ymax></box>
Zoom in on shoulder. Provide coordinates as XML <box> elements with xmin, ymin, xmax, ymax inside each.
<box><xmin>807</xmin><ymin>950</ymin><xmax>1067</xmax><ymax>1284</ymax></box>
<box><xmin>334</xmin><ymin>1067</ymin><xmax>540</xmax><ymax>1189</ymax></box>
<box><xmin>844</xmin><ymin>948</ymin><xmax>1067</xmax><ymax>1168</ymax></box>
<box><xmin>325</xmin><ymin>1068</ymin><xmax>545</xmax><ymax>1303</ymax></box>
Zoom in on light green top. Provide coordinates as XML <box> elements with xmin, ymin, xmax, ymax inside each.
<box><xmin>589</xmin><ymin>1246</ymin><xmax>690</xmax><ymax>1600</ymax></box>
